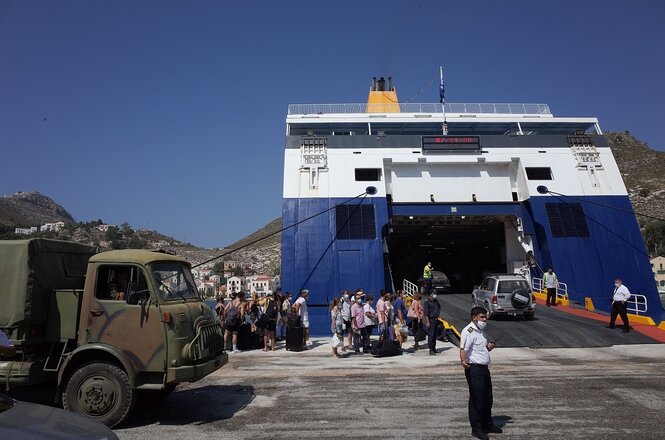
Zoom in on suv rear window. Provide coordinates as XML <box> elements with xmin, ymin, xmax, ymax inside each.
<box><xmin>497</xmin><ymin>280</ymin><xmax>530</xmax><ymax>293</ymax></box>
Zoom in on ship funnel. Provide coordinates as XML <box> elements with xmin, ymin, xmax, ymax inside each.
<box><xmin>367</xmin><ymin>76</ymin><xmax>399</xmax><ymax>113</ymax></box>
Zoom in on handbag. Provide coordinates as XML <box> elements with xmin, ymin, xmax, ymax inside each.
<box><xmin>415</xmin><ymin>326</ymin><xmax>427</xmax><ymax>342</ymax></box>
<box><xmin>407</xmin><ymin>305</ymin><xmax>417</xmax><ymax>319</ymax></box>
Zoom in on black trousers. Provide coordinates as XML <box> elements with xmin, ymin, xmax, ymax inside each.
<box><xmin>426</xmin><ymin>318</ymin><xmax>439</xmax><ymax>352</ymax></box>
<box><xmin>546</xmin><ymin>287</ymin><xmax>557</xmax><ymax>305</ymax></box>
<box><xmin>610</xmin><ymin>301</ymin><xmax>629</xmax><ymax>330</ymax></box>
<box><xmin>423</xmin><ymin>278</ymin><xmax>432</xmax><ymax>295</ymax></box>
<box><xmin>465</xmin><ymin>364</ymin><xmax>493</xmax><ymax>431</ymax></box>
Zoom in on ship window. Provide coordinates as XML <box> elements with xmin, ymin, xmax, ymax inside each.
<box><xmin>355</xmin><ymin>168</ymin><xmax>381</xmax><ymax>181</ymax></box>
<box><xmin>526</xmin><ymin>167</ymin><xmax>553</xmax><ymax>180</ymax></box>
<box><xmin>335</xmin><ymin>204</ymin><xmax>376</xmax><ymax>240</ymax></box>
<box><xmin>545</xmin><ymin>203</ymin><xmax>590</xmax><ymax>238</ymax></box>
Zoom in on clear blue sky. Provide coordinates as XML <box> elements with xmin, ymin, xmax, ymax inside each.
<box><xmin>1</xmin><ymin>1</ymin><xmax>664</xmax><ymax>248</ymax></box>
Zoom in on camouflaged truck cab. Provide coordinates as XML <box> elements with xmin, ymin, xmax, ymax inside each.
<box><xmin>0</xmin><ymin>239</ymin><xmax>227</xmax><ymax>427</ymax></box>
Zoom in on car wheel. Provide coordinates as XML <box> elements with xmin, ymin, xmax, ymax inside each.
<box><xmin>525</xmin><ymin>312</ymin><xmax>535</xmax><ymax>321</ymax></box>
<box><xmin>62</xmin><ymin>362</ymin><xmax>136</xmax><ymax>428</ymax></box>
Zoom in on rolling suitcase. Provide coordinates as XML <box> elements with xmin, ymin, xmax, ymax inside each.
<box><xmin>286</xmin><ymin>326</ymin><xmax>304</xmax><ymax>351</ymax></box>
<box><xmin>237</xmin><ymin>323</ymin><xmax>257</xmax><ymax>351</ymax></box>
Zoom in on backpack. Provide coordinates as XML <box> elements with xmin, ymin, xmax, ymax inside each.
<box><xmin>226</xmin><ymin>305</ymin><xmax>239</xmax><ymax>326</ymax></box>
<box><xmin>256</xmin><ymin>313</ymin><xmax>269</xmax><ymax>329</ymax></box>
<box><xmin>266</xmin><ymin>299</ymin><xmax>278</xmax><ymax>320</ymax></box>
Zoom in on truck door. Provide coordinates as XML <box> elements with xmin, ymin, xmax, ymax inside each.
<box><xmin>85</xmin><ymin>264</ymin><xmax>166</xmax><ymax>373</ymax></box>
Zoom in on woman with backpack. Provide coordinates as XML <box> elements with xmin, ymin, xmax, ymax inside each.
<box><xmin>259</xmin><ymin>292</ymin><xmax>279</xmax><ymax>351</ymax></box>
<box><xmin>223</xmin><ymin>292</ymin><xmax>245</xmax><ymax>354</ymax></box>
<box><xmin>280</xmin><ymin>292</ymin><xmax>292</xmax><ymax>341</ymax></box>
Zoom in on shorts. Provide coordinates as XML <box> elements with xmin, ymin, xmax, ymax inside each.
<box><xmin>225</xmin><ymin>320</ymin><xmax>241</xmax><ymax>332</ymax></box>
<box><xmin>265</xmin><ymin>320</ymin><xmax>277</xmax><ymax>332</ymax></box>
<box><xmin>343</xmin><ymin>319</ymin><xmax>352</xmax><ymax>335</ymax></box>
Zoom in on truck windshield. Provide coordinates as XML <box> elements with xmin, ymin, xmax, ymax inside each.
<box><xmin>151</xmin><ymin>263</ymin><xmax>199</xmax><ymax>302</ymax></box>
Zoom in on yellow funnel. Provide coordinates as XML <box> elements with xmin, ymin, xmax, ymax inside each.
<box><xmin>367</xmin><ymin>76</ymin><xmax>400</xmax><ymax>113</ymax></box>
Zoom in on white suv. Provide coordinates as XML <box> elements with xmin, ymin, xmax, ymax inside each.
<box><xmin>471</xmin><ymin>274</ymin><xmax>535</xmax><ymax>320</ymax></box>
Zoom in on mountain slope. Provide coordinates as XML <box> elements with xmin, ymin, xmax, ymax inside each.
<box><xmin>0</xmin><ymin>192</ymin><xmax>75</xmax><ymax>227</ymax></box>
<box><xmin>605</xmin><ymin>131</ymin><xmax>665</xmax><ymax>220</ymax></box>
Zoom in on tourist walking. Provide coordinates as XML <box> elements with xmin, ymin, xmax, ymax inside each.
<box><xmin>330</xmin><ymin>297</ymin><xmax>343</xmax><ymax>357</ymax></box>
<box><xmin>294</xmin><ymin>289</ymin><xmax>310</xmax><ymax>347</ymax></box>
<box><xmin>408</xmin><ymin>292</ymin><xmax>424</xmax><ymax>350</ymax></box>
<box><xmin>341</xmin><ymin>291</ymin><xmax>353</xmax><ymax>351</ymax></box>
<box><xmin>279</xmin><ymin>291</ymin><xmax>292</xmax><ymax>340</ymax></box>
<box><xmin>363</xmin><ymin>294</ymin><xmax>377</xmax><ymax>351</ymax></box>
<box><xmin>351</xmin><ymin>292</ymin><xmax>367</xmax><ymax>354</ymax></box>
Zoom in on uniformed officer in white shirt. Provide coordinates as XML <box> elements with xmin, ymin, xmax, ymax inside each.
<box><xmin>607</xmin><ymin>278</ymin><xmax>631</xmax><ymax>333</ymax></box>
<box><xmin>460</xmin><ymin>307</ymin><xmax>501</xmax><ymax>440</ymax></box>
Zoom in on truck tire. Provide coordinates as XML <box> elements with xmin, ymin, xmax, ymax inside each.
<box><xmin>62</xmin><ymin>362</ymin><xmax>136</xmax><ymax>428</ymax></box>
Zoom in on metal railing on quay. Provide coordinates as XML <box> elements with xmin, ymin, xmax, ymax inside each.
<box><xmin>287</xmin><ymin>102</ymin><xmax>551</xmax><ymax>116</ymax></box>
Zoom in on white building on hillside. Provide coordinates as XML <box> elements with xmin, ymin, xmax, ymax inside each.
<box><xmin>227</xmin><ymin>276</ymin><xmax>243</xmax><ymax>295</ymax></box>
<box><xmin>40</xmin><ymin>222</ymin><xmax>65</xmax><ymax>232</ymax></box>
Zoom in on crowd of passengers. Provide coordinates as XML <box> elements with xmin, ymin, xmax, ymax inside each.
<box><xmin>215</xmin><ymin>288</ymin><xmax>433</xmax><ymax>356</ymax></box>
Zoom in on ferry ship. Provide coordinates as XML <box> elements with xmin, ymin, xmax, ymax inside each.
<box><xmin>281</xmin><ymin>77</ymin><xmax>663</xmax><ymax>334</ymax></box>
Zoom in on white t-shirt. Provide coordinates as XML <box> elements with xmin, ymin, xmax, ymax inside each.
<box><xmin>363</xmin><ymin>303</ymin><xmax>376</xmax><ymax>327</ymax></box>
<box><xmin>295</xmin><ymin>297</ymin><xmax>308</xmax><ymax>322</ymax></box>
<box><xmin>460</xmin><ymin>322</ymin><xmax>490</xmax><ymax>365</ymax></box>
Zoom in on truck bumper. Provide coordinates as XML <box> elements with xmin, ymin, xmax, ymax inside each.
<box><xmin>165</xmin><ymin>352</ymin><xmax>228</xmax><ymax>384</ymax></box>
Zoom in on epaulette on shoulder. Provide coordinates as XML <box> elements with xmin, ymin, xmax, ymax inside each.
<box><xmin>467</xmin><ymin>327</ymin><xmax>474</xmax><ymax>333</ymax></box>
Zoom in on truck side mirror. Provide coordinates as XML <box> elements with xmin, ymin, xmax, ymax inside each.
<box><xmin>127</xmin><ymin>281</ymin><xmax>148</xmax><ymax>305</ymax></box>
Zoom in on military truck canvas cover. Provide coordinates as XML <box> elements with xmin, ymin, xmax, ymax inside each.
<box><xmin>0</xmin><ymin>239</ymin><xmax>96</xmax><ymax>329</ymax></box>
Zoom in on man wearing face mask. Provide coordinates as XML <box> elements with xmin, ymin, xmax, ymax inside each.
<box><xmin>460</xmin><ymin>307</ymin><xmax>500</xmax><ymax>440</ymax></box>
<box><xmin>423</xmin><ymin>290</ymin><xmax>441</xmax><ymax>355</ymax></box>
<box><xmin>607</xmin><ymin>278</ymin><xmax>631</xmax><ymax>333</ymax></box>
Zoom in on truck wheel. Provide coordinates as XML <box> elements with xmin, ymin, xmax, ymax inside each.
<box><xmin>62</xmin><ymin>362</ymin><xmax>135</xmax><ymax>428</ymax></box>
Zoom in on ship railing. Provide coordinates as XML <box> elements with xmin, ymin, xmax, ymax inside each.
<box><xmin>627</xmin><ymin>294</ymin><xmax>648</xmax><ymax>315</ymax></box>
<box><xmin>287</xmin><ymin>103</ymin><xmax>551</xmax><ymax>116</ymax></box>
<box><xmin>403</xmin><ymin>279</ymin><xmax>420</xmax><ymax>298</ymax></box>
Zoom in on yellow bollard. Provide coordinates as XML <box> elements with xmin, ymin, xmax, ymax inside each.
<box><xmin>585</xmin><ymin>297</ymin><xmax>595</xmax><ymax>312</ymax></box>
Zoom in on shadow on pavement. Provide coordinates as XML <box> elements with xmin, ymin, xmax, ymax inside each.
<box><xmin>122</xmin><ymin>384</ymin><xmax>255</xmax><ymax>428</ymax></box>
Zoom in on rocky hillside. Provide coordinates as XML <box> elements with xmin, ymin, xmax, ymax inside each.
<box><xmin>0</xmin><ymin>191</ymin><xmax>75</xmax><ymax>227</ymax></box>
<box><xmin>605</xmin><ymin>131</ymin><xmax>665</xmax><ymax>220</ymax></box>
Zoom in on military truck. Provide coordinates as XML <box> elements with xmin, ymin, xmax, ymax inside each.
<box><xmin>0</xmin><ymin>239</ymin><xmax>227</xmax><ymax>427</ymax></box>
